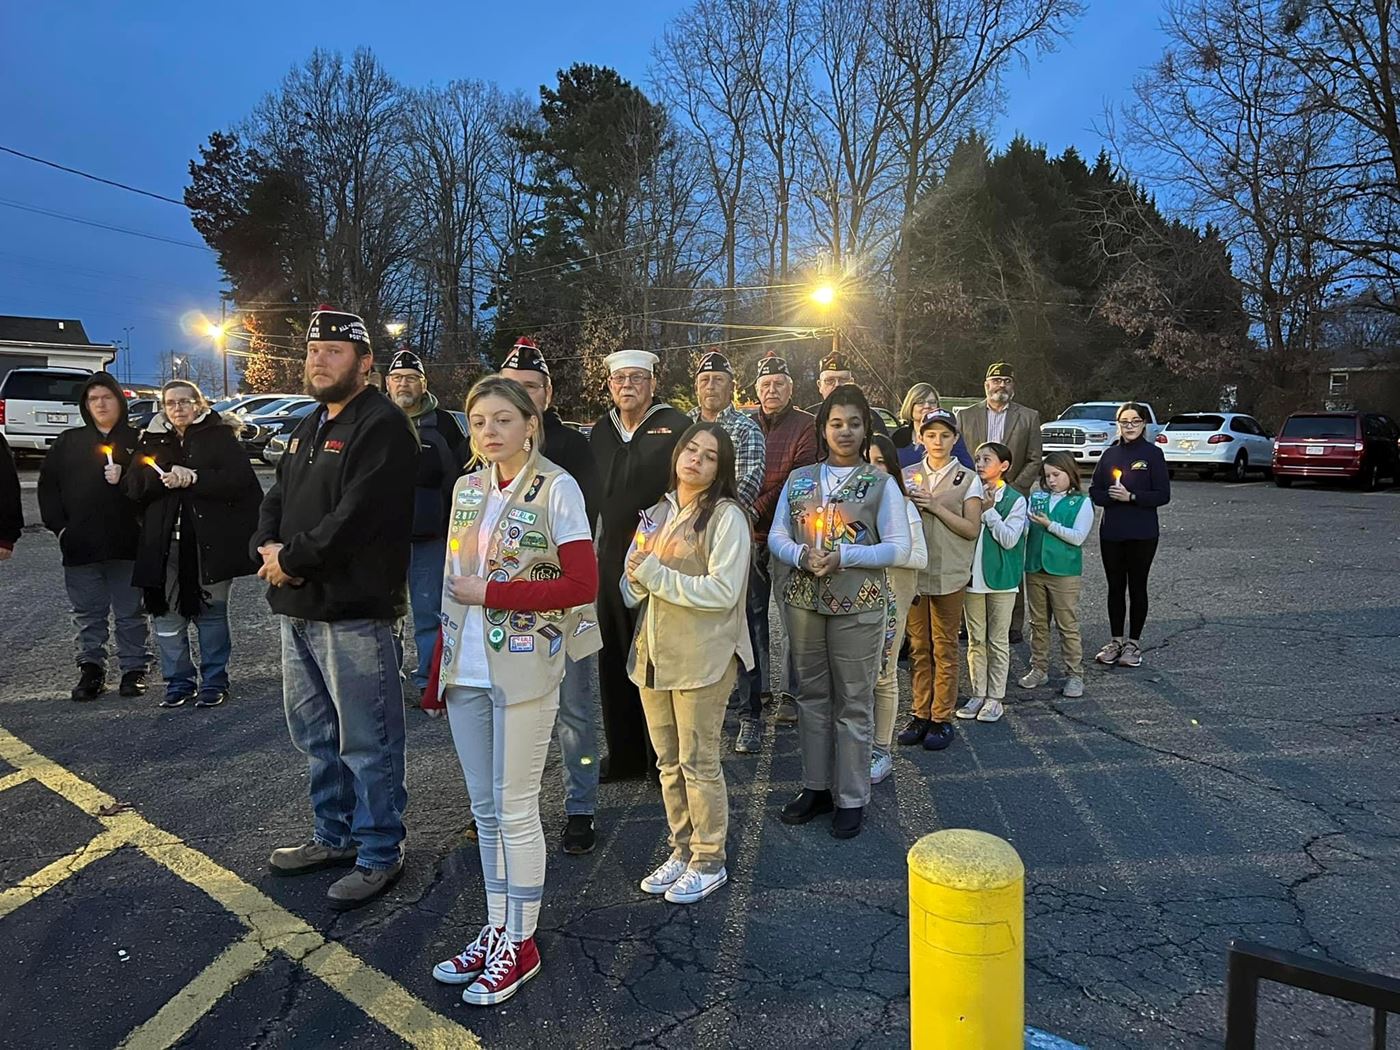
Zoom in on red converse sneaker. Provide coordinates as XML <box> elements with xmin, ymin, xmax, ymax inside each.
<box><xmin>432</xmin><ymin>924</ymin><xmax>501</xmax><ymax>985</ymax></box>
<box><xmin>462</xmin><ymin>935</ymin><xmax>541</xmax><ymax>1006</ymax></box>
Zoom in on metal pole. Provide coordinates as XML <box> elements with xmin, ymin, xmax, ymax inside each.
<box><xmin>220</xmin><ymin>299</ymin><xmax>229</xmax><ymax>398</ymax></box>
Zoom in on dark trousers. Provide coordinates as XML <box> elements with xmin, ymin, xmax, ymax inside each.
<box><xmin>1100</xmin><ymin>538</ymin><xmax>1160</xmax><ymax>640</ymax></box>
<box><xmin>733</xmin><ymin>544</ymin><xmax>772</xmax><ymax>720</ymax></box>
<box><xmin>597</xmin><ymin>549</ymin><xmax>651</xmax><ymax>776</ymax></box>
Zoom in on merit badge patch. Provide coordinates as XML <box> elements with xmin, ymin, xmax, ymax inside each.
<box><xmin>530</xmin><ymin>563</ymin><xmax>561</xmax><ymax>581</ymax></box>
<box><xmin>488</xmin><ymin>627</ymin><xmax>506</xmax><ymax>651</ymax></box>
<box><xmin>508</xmin><ymin>634</ymin><xmax>535</xmax><ymax>653</ymax></box>
<box><xmin>539</xmin><ymin>624</ymin><xmax>563</xmax><ymax>656</ymax></box>
<box><xmin>539</xmin><ymin>608</ymin><xmax>565</xmax><ymax>622</ymax></box>
<box><xmin>523</xmin><ymin>474</ymin><xmax>545</xmax><ymax>502</ymax></box>
<box><xmin>574</xmin><ymin>617</ymin><xmax>598</xmax><ymax>637</ymax></box>
<box><xmin>521</xmin><ymin>530</ymin><xmax>548</xmax><ymax>549</ymax></box>
<box><xmin>507</xmin><ymin>508</ymin><xmax>538</xmax><ymax>526</ymax></box>
<box><xmin>487</xmin><ymin>568</ymin><xmax>510</xmax><ymax>584</ymax></box>
<box><xmin>788</xmin><ymin>476</ymin><xmax>817</xmax><ymax>499</ymax></box>
<box><xmin>510</xmin><ymin>611</ymin><xmax>536</xmax><ymax>631</ymax></box>
<box><xmin>486</xmin><ymin>607</ymin><xmax>509</xmax><ymax>626</ymax></box>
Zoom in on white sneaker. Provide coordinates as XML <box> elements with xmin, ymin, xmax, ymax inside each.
<box><xmin>976</xmin><ymin>699</ymin><xmax>1006</xmax><ymax>722</ymax></box>
<box><xmin>433</xmin><ymin>924</ymin><xmax>500</xmax><ymax>985</ymax></box>
<box><xmin>1018</xmin><ymin>668</ymin><xmax>1049</xmax><ymax>689</ymax></box>
<box><xmin>1061</xmin><ymin>676</ymin><xmax>1085</xmax><ymax>698</ymax></box>
<box><xmin>640</xmin><ymin>857</ymin><xmax>688</xmax><ymax>895</ymax></box>
<box><xmin>956</xmin><ymin>697</ymin><xmax>985</xmax><ymax>720</ymax></box>
<box><xmin>664</xmin><ymin>866</ymin><xmax>728</xmax><ymax>904</ymax></box>
<box><xmin>870</xmin><ymin>750</ymin><xmax>893</xmax><ymax>784</ymax></box>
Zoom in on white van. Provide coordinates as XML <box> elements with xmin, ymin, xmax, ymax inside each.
<box><xmin>0</xmin><ymin>367</ymin><xmax>94</xmax><ymax>454</ymax></box>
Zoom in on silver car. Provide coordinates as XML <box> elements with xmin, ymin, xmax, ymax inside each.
<box><xmin>1157</xmin><ymin>412</ymin><xmax>1276</xmax><ymax>481</ymax></box>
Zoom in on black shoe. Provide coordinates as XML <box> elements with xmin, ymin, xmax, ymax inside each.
<box><xmin>780</xmin><ymin>789</ymin><xmax>834</xmax><ymax>825</ymax></box>
<box><xmin>958</xmin><ymin>625</ymin><xmax>968</xmax><ymax>642</ymax></box>
<box><xmin>562</xmin><ymin>815</ymin><xmax>596</xmax><ymax>855</ymax></box>
<box><xmin>897</xmin><ymin>716</ymin><xmax>932</xmax><ymax>746</ymax></box>
<box><xmin>118</xmin><ymin>669</ymin><xmax>147</xmax><ymax>697</ymax></box>
<box><xmin>71</xmin><ymin>663</ymin><xmax>105</xmax><ymax>702</ymax></box>
<box><xmin>922</xmin><ymin>721</ymin><xmax>955</xmax><ymax>751</ymax></box>
<box><xmin>194</xmin><ymin>689</ymin><xmax>228</xmax><ymax>708</ymax></box>
<box><xmin>158</xmin><ymin>689</ymin><xmax>193</xmax><ymax>708</ymax></box>
<box><xmin>830</xmin><ymin>806</ymin><xmax>864</xmax><ymax>840</ymax></box>
<box><xmin>1009</xmin><ymin>628</ymin><xmax>1024</xmax><ymax>645</ymax></box>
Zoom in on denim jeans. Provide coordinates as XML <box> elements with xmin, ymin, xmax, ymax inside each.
<box><xmin>63</xmin><ymin>560</ymin><xmax>150</xmax><ymax>672</ymax></box>
<box><xmin>280</xmin><ymin>617</ymin><xmax>408</xmax><ymax>871</ymax></box>
<box><xmin>556</xmin><ymin>653</ymin><xmax>599</xmax><ymax>816</ymax></box>
<box><xmin>405</xmin><ymin>537</ymin><xmax>447</xmax><ymax>690</ymax></box>
<box><xmin>152</xmin><ymin>580</ymin><xmax>232</xmax><ymax>694</ymax></box>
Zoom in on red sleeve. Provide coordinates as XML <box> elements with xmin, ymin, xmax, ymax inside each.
<box><xmin>484</xmin><ymin>539</ymin><xmax>599</xmax><ymax>611</ymax></box>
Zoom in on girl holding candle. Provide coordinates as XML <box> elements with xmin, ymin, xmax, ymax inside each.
<box><xmin>430</xmin><ymin>376</ymin><xmax>601</xmax><ymax>1006</ymax></box>
<box><xmin>125</xmin><ymin>381</ymin><xmax>262</xmax><ymax>709</ymax></box>
<box><xmin>1019</xmin><ymin>452</ymin><xmax>1093</xmax><ymax>697</ymax></box>
<box><xmin>1089</xmin><ymin>402</ymin><xmax>1171</xmax><ymax>668</ymax></box>
<box><xmin>866</xmin><ymin>434</ymin><xmax>926</xmax><ymax>784</ymax></box>
<box><xmin>621</xmin><ymin>422</ymin><xmax>752</xmax><ymax>903</ymax></box>
<box><xmin>770</xmin><ymin>386</ymin><xmax>911</xmax><ymax>839</ymax></box>
<box><xmin>957</xmin><ymin>441</ymin><xmax>1028</xmax><ymax>724</ymax></box>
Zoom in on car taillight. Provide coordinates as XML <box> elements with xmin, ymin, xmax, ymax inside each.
<box><xmin>1207</xmin><ymin>434</ymin><xmax>1233</xmax><ymax>444</ymax></box>
<box><xmin>0</xmin><ymin>399</ymin><xmax>6</xmax><ymax>426</ymax></box>
<box><xmin>1155</xmin><ymin>434</ymin><xmax>1168</xmax><ymax>444</ymax></box>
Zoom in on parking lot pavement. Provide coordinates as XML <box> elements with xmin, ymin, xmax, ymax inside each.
<box><xmin>1</xmin><ymin>472</ymin><xmax>1398</xmax><ymax>1048</ymax></box>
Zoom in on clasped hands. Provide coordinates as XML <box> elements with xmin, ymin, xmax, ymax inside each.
<box><xmin>256</xmin><ymin>543</ymin><xmax>304</xmax><ymax>588</ymax></box>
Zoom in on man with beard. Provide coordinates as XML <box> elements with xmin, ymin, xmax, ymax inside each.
<box><xmin>500</xmin><ymin>336</ymin><xmax>604</xmax><ymax>853</ymax></box>
<box><xmin>253</xmin><ymin>306</ymin><xmax>419</xmax><ymax>910</ymax></box>
<box><xmin>385</xmin><ymin>349</ymin><xmax>468</xmax><ymax>693</ymax></box>
<box><xmin>957</xmin><ymin>362</ymin><xmax>1042</xmax><ymax>642</ymax></box>
<box><xmin>37</xmin><ymin>372</ymin><xmax>151</xmax><ymax>700</ymax></box>
<box><xmin>590</xmin><ymin>349</ymin><xmax>689</xmax><ymax>781</ymax></box>
<box><xmin>805</xmin><ymin>350</ymin><xmax>889</xmax><ymax>435</ymax></box>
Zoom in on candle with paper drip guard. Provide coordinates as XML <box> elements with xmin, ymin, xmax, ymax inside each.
<box><xmin>450</xmin><ymin>537</ymin><xmax>463</xmax><ymax>577</ymax></box>
<box><xmin>144</xmin><ymin>456</ymin><xmax>168</xmax><ymax>478</ymax></box>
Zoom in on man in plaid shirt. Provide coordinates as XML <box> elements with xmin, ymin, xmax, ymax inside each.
<box><xmin>689</xmin><ymin>349</ymin><xmax>765</xmax><ymax>506</ymax></box>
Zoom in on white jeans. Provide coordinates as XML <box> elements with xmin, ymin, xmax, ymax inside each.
<box><xmin>445</xmin><ymin>685</ymin><xmax>560</xmax><ymax>942</ymax></box>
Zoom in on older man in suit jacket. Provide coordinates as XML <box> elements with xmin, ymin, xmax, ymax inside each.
<box><xmin>956</xmin><ymin>362</ymin><xmax>1042</xmax><ymax>494</ymax></box>
<box><xmin>957</xmin><ymin>361</ymin><xmax>1043</xmax><ymax>642</ymax></box>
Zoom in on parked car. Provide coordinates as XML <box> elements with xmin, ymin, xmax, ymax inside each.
<box><xmin>1041</xmin><ymin>401</ymin><xmax>1164</xmax><ymax>466</ymax></box>
<box><xmin>241</xmin><ymin>401</ymin><xmax>316</xmax><ymax>460</ymax></box>
<box><xmin>126</xmin><ymin>397</ymin><xmax>159</xmax><ymax>431</ymax></box>
<box><xmin>1157</xmin><ymin>412</ymin><xmax>1275</xmax><ymax>481</ymax></box>
<box><xmin>1273</xmin><ymin>411</ymin><xmax>1400</xmax><ymax>490</ymax></box>
<box><xmin>0</xmin><ymin>366</ymin><xmax>92</xmax><ymax>455</ymax></box>
<box><xmin>218</xmin><ymin>393</ymin><xmax>302</xmax><ymax>419</ymax></box>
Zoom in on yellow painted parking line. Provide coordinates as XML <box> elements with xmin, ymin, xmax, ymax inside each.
<box><xmin>0</xmin><ymin>768</ymin><xmax>35</xmax><ymax>793</ymax></box>
<box><xmin>0</xmin><ymin>826</ymin><xmax>131</xmax><ymax>920</ymax></box>
<box><xmin>0</xmin><ymin>727</ymin><xmax>483</xmax><ymax>1050</ymax></box>
<box><xmin>116</xmin><ymin>932</ymin><xmax>272</xmax><ymax>1050</ymax></box>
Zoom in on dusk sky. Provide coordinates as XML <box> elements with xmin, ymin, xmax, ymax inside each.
<box><xmin>0</xmin><ymin>1</ymin><xmax>1167</xmax><ymax>388</ymax></box>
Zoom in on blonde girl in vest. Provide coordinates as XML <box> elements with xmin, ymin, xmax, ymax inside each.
<box><xmin>770</xmin><ymin>385</ymin><xmax>911</xmax><ymax>839</ymax></box>
<box><xmin>1019</xmin><ymin>451</ymin><xmax>1093</xmax><ymax>698</ymax></box>
<box><xmin>866</xmin><ymin>434</ymin><xmax>926</xmax><ymax>784</ymax></box>
<box><xmin>431</xmin><ymin>377</ymin><xmax>601</xmax><ymax>1006</ymax></box>
<box><xmin>957</xmin><ymin>441</ymin><xmax>1027</xmax><ymax>725</ymax></box>
<box><xmin>622</xmin><ymin>422</ymin><xmax>753</xmax><ymax>904</ymax></box>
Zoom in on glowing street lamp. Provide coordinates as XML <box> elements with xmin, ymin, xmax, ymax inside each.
<box><xmin>205</xmin><ymin>320</ymin><xmax>232</xmax><ymax>398</ymax></box>
<box><xmin>385</xmin><ymin>321</ymin><xmax>407</xmax><ymax>338</ymax></box>
<box><xmin>810</xmin><ymin>283</ymin><xmax>836</xmax><ymax>307</ymax></box>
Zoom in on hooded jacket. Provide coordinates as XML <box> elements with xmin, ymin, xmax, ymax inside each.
<box><xmin>0</xmin><ymin>433</ymin><xmax>21</xmax><ymax>552</ymax></box>
<box><xmin>37</xmin><ymin>372</ymin><xmax>142</xmax><ymax>566</ymax></box>
<box><xmin>124</xmin><ymin>407</ymin><xmax>263</xmax><ymax>599</ymax></box>
<box><xmin>401</xmin><ymin>391</ymin><xmax>469</xmax><ymax>540</ymax></box>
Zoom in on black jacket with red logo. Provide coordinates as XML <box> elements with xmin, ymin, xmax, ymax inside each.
<box><xmin>251</xmin><ymin>386</ymin><xmax>418</xmax><ymax>621</ymax></box>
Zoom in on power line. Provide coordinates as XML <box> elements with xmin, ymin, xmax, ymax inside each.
<box><xmin>0</xmin><ymin>198</ymin><xmax>210</xmax><ymax>251</ymax></box>
<box><xmin>0</xmin><ymin>145</ymin><xmax>189</xmax><ymax>207</ymax></box>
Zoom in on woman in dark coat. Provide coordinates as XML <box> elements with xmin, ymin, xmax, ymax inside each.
<box><xmin>125</xmin><ymin>381</ymin><xmax>262</xmax><ymax>708</ymax></box>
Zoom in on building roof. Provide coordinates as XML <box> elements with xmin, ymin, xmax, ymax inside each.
<box><xmin>0</xmin><ymin>315</ymin><xmax>110</xmax><ymax>347</ymax></box>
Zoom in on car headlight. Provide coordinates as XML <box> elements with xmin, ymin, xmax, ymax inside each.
<box><xmin>1087</xmin><ymin>431</ymin><xmax>1109</xmax><ymax>441</ymax></box>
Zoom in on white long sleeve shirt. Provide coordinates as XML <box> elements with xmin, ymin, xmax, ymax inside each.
<box><xmin>900</xmin><ymin>498</ymin><xmax>928</xmax><ymax>570</ymax></box>
<box><xmin>1038</xmin><ymin>490</ymin><xmax>1094</xmax><ymax>548</ymax></box>
<box><xmin>769</xmin><ymin>466</ymin><xmax>911</xmax><ymax>571</ymax></box>
<box><xmin>968</xmin><ymin>477</ymin><xmax>1027</xmax><ymax>594</ymax></box>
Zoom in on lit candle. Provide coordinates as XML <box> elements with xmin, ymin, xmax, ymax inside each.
<box><xmin>1112</xmin><ymin>468</ymin><xmax>1123</xmax><ymax>485</ymax></box>
<box><xmin>814</xmin><ymin>509</ymin><xmax>825</xmax><ymax>551</ymax></box>
<box><xmin>449</xmin><ymin>537</ymin><xmax>462</xmax><ymax>577</ymax></box>
<box><xmin>913</xmin><ymin>472</ymin><xmax>924</xmax><ymax>487</ymax></box>
<box><xmin>635</xmin><ymin>531</ymin><xmax>647</xmax><ymax>553</ymax></box>
<box><xmin>145</xmin><ymin>456</ymin><xmax>168</xmax><ymax>478</ymax></box>
<box><xmin>102</xmin><ymin>445</ymin><xmax>114</xmax><ymax>467</ymax></box>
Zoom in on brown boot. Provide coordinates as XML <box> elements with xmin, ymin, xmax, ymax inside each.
<box><xmin>268</xmin><ymin>840</ymin><xmax>357</xmax><ymax>876</ymax></box>
<box><xmin>326</xmin><ymin>861</ymin><xmax>404</xmax><ymax>911</ymax></box>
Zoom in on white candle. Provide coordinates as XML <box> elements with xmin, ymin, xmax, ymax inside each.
<box><xmin>102</xmin><ymin>445</ymin><xmax>114</xmax><ymax>467</ymax></box>
<box><xmin>450</xmin><ymin>537</ymin><xmax>463</xmax><ymax>577</ymax></box>
<box><xmin>145</xmin><ymin>456</ymin><xmax>167</xmax><ymax>478</ymax></box>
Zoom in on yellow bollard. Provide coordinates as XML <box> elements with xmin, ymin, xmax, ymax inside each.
<box><xmin>908</xmin><ymin>828</ymin><xmax>1025</xmax><ymax>1049</ymax></box>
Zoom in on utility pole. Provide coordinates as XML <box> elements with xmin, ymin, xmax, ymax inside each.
<box><xmin>220</xmin><ymin>299</ymin><xmax>229</xmax><ymax>398</ymax></box>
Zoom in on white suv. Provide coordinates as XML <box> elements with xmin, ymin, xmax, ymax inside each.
<box><xmin>0</xmin><ymin>367</ymin><xmax>93</xmax><ymax>454</ymax></box>
<box><xmin>1041</xmin><ymin>401</ymin><xmax>1163</xmax><ymax>466</ymax></box>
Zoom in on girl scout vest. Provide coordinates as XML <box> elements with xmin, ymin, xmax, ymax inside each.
<box><xmin>901</xmin><ymin>460</ymin><xmax>977</xmax><ymax>596</ymax></box>
<box><xmin>1025</xmin><ymin>491</ymin><xmax>1087</xmax><ymax>577</ymax></box>
<box><xmin>438</xmin><ymin>457</ymin><xmax>602</xmax><ymax>704</ymax></box>
<box><xmin>980</xmin><ymin>483</ymin><xmax>1027</xmax><ymax>591</ymax></box>
<box><xmin>627</xmin><ymin>495</ymin><xmax>754</xmax><ymax>691</ymax></box>
<box><xmin>782</xmin><ymin>462</ymin><xmax>891</xmax><ymax>616</ymax></box>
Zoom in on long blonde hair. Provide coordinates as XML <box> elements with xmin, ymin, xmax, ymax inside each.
<box><xmin>464</xmin><ymin>375</ymin><xmax>547</xmax><ymax>466</ymax></box>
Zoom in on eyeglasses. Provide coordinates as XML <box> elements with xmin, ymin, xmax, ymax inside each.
<box><xmin>163</xmin><ymin>398</ymin><xmax>197</xmax><ymax>410</ymax></box>
<box><xmin>1119</xmin><ymin>418</ymin><xmax>1145</xmax><ymax>427</ymax></box>
<box><xmin>608</xmin><ymin>372</ymin><xmax>651</xmax><ymax>388</ymax></box>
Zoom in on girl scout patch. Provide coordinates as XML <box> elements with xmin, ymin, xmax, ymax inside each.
<box><xmin>539</xmin><ymin>624</ymin><xmax>563</xmax><ymax>656</ymax></box>
<box><xmin>508</xmin><ymin>508</ymin><xmax>537</xmax><ymax>525</ymax></box>
<box><xmin>508</xmin><ymin>634</ymin><xmax>535</xmax><ymax>652</ymax></box>
<box><xmin>1130</xmin><ymin>460</ymin><xmax>1148</xmax><ymax>470</ymax></box>
<box><xmin>523</xmin><ymin>474</ymin><xmax>546</xmax><ymax>502</ymax></box>
<box><xmin>788</xmin><ymin>476</ymin><xmax>817</xmax><ymax>499</ymax></box>
<box><xmin>488</xmin><ymin>627</ymin><xmax>506</xmax><ymax>651</ymax></box>
<box><xmin>521</xmin><ymin>531</ymin><xmax>548</xmax><ymax>549</ymax></box>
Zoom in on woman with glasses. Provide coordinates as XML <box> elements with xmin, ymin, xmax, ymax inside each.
<box><xmin>1088</xmin><ymin>402</ymin><xmax>1171</xmax><ymax>668</ymax></box>
<box><xmin>125</xmin><ymin>381</ymin><xmax>262</xmax><ymax>708</ymax></box>
<box><xmin>891</xmin><ymin>383</ymin><xmax>973</xmax><ymax>469</ymax></box>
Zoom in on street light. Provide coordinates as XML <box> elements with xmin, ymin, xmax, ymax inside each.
<box><xmin>205</xmin><ymin>320</ymin><xmax>231</xmax><ymax>398</ymax></box>
<box><xmin>810</xmin><ymin>283</ymin><xmax>836</xmax><ymax>307</ymax></box>
<box><xmin>385</xmin><ymin>321</ymin><xmax>406</xmax><ymax>338</ymax></box>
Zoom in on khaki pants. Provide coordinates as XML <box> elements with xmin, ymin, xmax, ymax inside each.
<box><xmin>640</xmin><ymin>660</ymin><xmax>736</xmax><ymax>874</ymax></box>
<box><xmin>789</xmin><ymin>606</ymin><xmax>883</xmax><ymax>809</ymax></box>
<box><xmin>964</xmin><ymin>591</ymin><xmax>1016</xmax><ymax>701</ymax></box>
<box><xmin>906</xmin><ymin>589</ymin><xmax>966</xmax><ymax>723</ymax></box>
<box><xmin>873</xmin><ymin>569</ymin><xmax>917</xmax><ymax>752</ymax></box>
<box><xmin>1025</xmin><ymin>572</ymin><xmax>1084</xmax><ymax>677</ymax></box>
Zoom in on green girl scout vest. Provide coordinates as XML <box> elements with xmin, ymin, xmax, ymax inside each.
<box><xmin>438</xmin><ymin>457</ymin><xmax>602</xmax><ymax>705</ymax></box>
<box><xmin>782</xmin><ymin>462</ymin><xmax>891</xmax><ymax>617</ymax></box>
<box><xmin>1024</xmin><ymin>491</ymin><xmax>1086</xmax><ymax>577</ymax></box>
<box><xmin>980</xmin><ymin>483</ymin><xmax>1027</xmax><ymax>591</ymax></box>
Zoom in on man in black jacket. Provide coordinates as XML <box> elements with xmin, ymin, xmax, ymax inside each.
<box><xmin>0</xmin><ymin>433</ymin><xmax>19</xmax><ymax>563</ymax></box>
<box><xmin>805</xmin><ymin>349</ymin><xmax>889</xmax><ymax>434</ymax></box>
<box><xmin>252</xmin><ymin>307</ymin><xmax>419</xmax><ymax>911</ymax></box>
<box><xmin>501</xmin><ymin>336</ymin><xmax>603</xmax><ymax>853</ymax></box>
<box><xmin>37</xmin><ymin>372</ymin><xmax>151</xmax><ymax>701</ymax></box>
<box><xmin>385</xmin><ymin>348</ymin><xmax>469</xmax><ymax>692</ymax></box>
<box><xmin>589</xmin><ymin>349</ymin><xmax>689</xmax><ymax>781</ymax></box>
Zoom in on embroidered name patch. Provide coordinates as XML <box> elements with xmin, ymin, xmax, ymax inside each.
<box><xmin>507</xmin><ymin>508</ymin><xmax>538</xmax><ymax>526</ymax></box>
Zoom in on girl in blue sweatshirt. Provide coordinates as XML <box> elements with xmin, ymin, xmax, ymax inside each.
<box><xmin>1088</xmin><ymin>403</ymin><xmax>1171</xmax><ymax>668</ymax></box>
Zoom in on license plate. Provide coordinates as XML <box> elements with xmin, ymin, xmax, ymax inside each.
<box><xmin>1179</xmin><ymin>440</ymin><xmax>1196</xmax><ymax>451</ymax></box>
<box><xmin>46</xmin><ymin>413</ymin><xmax>68</xmax><ymax>424</ymax></box>
<box><xmin>1305</xmin><ymin>445</ymin><xmax>1325</xmax><ymax>455</ymax></box>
